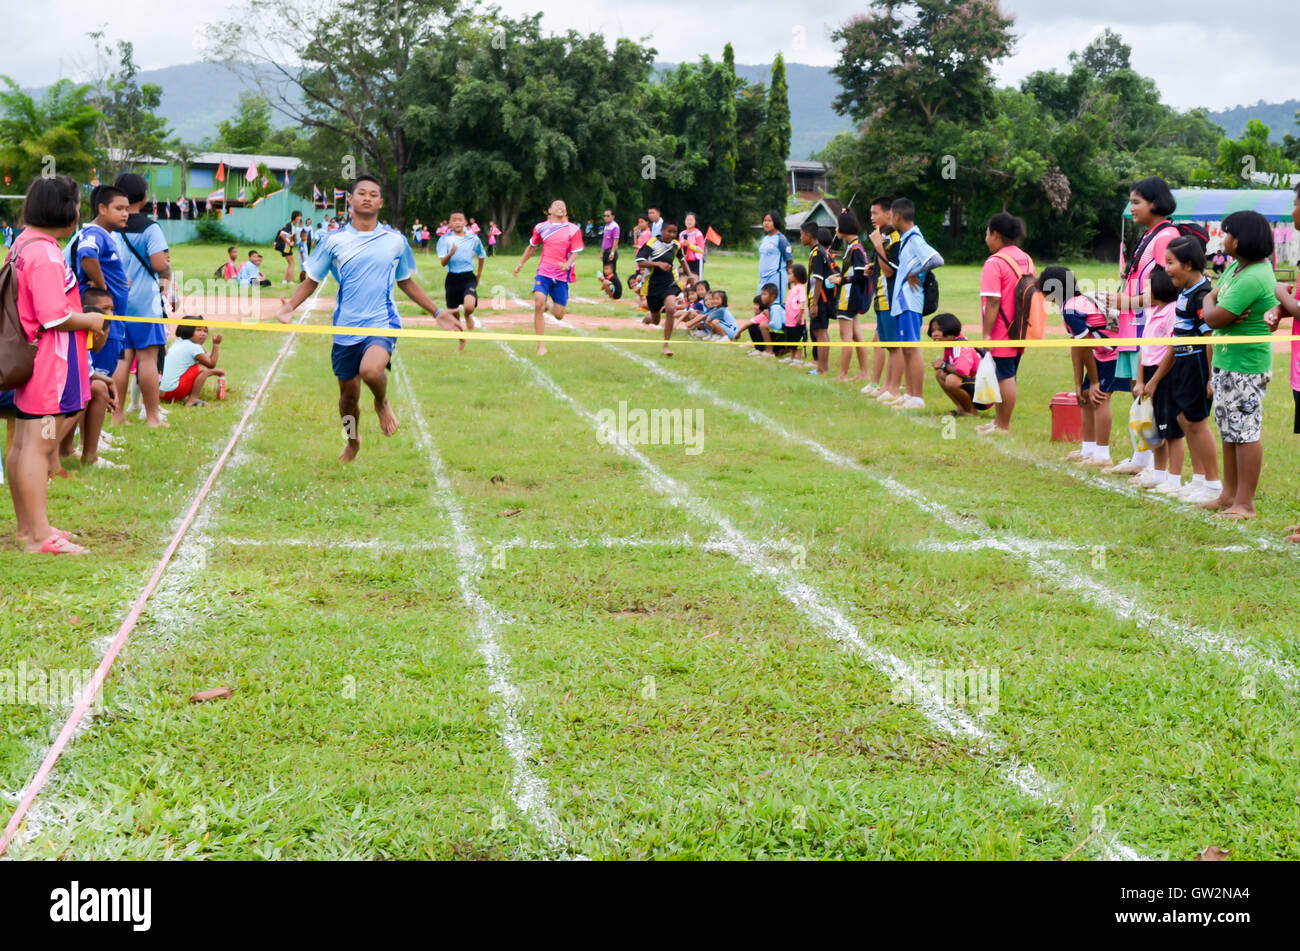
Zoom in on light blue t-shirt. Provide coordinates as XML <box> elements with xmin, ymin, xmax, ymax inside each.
<box><xmin>758</xmin><ymin>232</ymin><xmax>792</xmax><ymax>303</ymax></box>
<box><xmin>892</xmin><ymin>225</ymin><xmax>944</xmax><ymax>317</ymax></box>
<box><xmin>237</xmin><ymin>261</ymin><xmax>262</xmax><ymax>286</ymax></box>
<box><xmin>708</xmin><ymin>306</ymin><xmax>738</xmax><ymax>339</ymax></box>
<box><xmin>306</xmin><ymin>224</ymin><xmax>417</xmax><ymax>345</ymax></box>
<box><xmin>119</xmin><ymin>216</ymin><xmax>169</xmax><ymax>318</ymax></box>
<box><xmin>767</xmin><ymin>301</ymin><xmax>786</xmax><ymax>333</ymax></box>
<box><xmin>436</xmin><ymin>232</ymin><xmax>486</xmax><ymax>273</ymax></box>
<box><xmin>67</xmin><ymin>224</ymin><xmax>129</xmax><ymax>339</ymax></box>
<box><xmin>160</xmin><ymin>338</ymin><xmax>206</xmax><ymax>392</ymax></box>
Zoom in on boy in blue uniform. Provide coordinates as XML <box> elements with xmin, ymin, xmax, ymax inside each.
<box><xmin>112</xmin><ymin>173</ymin><xmax>172</xmax><ymax>428</ymax></box>
<box><xmin>67</xmin><ymin>185</ymin><xmax>131</xmax><ymax>379</ymax></box>
<box><xmin>274</xmin><ymin>174</ymin><xmax>462</xmax><ymax>462</ymax></box>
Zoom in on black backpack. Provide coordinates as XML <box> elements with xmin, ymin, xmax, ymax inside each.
<box><xmin>898</xmin><ymin>232</ymin><xmax>940</xmax><ymax>316</ymax></box>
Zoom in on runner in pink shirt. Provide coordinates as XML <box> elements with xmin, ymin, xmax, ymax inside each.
<box><xmin>6</xmin><ymin>175</ymin><xmax>106</xmax><ymax>554</ymax></box>
<box><xmin>513</xmin><ymin>199</ymin><xmax>583</xmax><ymax>355</ymax></box>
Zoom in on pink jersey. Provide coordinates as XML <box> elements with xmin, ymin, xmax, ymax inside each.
<box><xmin>679</xmin><ymin>227</ymin><xmax>705</xmax><ymax>262</ymax></box>
<box><xmin>221</xmin><ymin>260</ymin><xmax>239</xmax><ymax>279</ymax></box>
<box><xmin>1141</xmin><ymin>300</ymin><xmax>1177</xmax><ymax>366</ymax></box>
<box><xmin>785</xmin><ymin>283</ymin><xmax>807</xmax><ymax>326</ymax></box>
<box><xmin>529</xmin><ymin>220</ymin><xmax>583</xmax><ymax>281</ymax></box>
<box><xmin>11</xmin><ymin>229</ymin><xmax>81</xmax><ymax>416</ymax></box>
<box><xmin>1292</xmin><ymin>313</ymin><xmax>1300</xmax><ymax>391</ymax></box>
<box><xmin>943</xmin><ymin>338</ymin><xmax>981</xmax><ymax>379</ymax></box>
<box><xmin>469</xmin><ymin>222</ymin><xmax>480</xmax><ymax>235</ymax></box>
<box><xmin>1120</xmin><ymin>222</ymin><xmax>1177</xmax><ymax>351</ymax></box>
<box><xmin>980</xmin><ymin>245</ymin><xmax>1035</xmax><ymax>358</ymax></box>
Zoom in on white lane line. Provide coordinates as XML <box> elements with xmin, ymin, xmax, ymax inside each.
<box><xmin>395</xmin><ymin>372</ymin><xmax>574</xmax><ymax>859</ymax></box>
<box><xmin>499</xmin><ymin>341</ymin><xmax>1144</xmax><ymax>862</ymax></box>
<box><xmin>1</xmin><ymin>296</ymin><xmax>322</xmax><ymax>857</ymax></box>
<box><xmin>218</xmin><ymin>533</ymin><xmax>807</xmax><ymax>554</ymax></box>
<box><xmin>596</xmin><ymin>342</ymin><xmax>1299</xmax><ymax>690</ymax></box>
<box><xmin>916</xmin><ymin>539</ymin><xmax>1257</xmax><ymax>555</ymax></box>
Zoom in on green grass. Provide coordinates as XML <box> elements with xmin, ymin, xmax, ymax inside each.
<box><xmin>3</xmin><ymin>244</ymin><xmax>1299</xmax><ymax>859</ymax></box>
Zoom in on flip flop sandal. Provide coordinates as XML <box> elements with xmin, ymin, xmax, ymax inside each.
<box><xmin>189</xmin><ymin>400</ymin><xmax>207</xmax><ymax>407</ymax></box>
<box><xmin>36</xmin><ymin>532</ymin><xmax>88</xmax><ymax>555</ymax></box>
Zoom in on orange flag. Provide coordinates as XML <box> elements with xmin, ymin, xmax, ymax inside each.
<box><xmin>705</xmin><ymin>226</ymin><xmax>722</xmax><ymax>246</ymax></box>
<box><xmin>215</xmin><ymin>162</ymin><xmax>225</xmax><ymax>182</ymax></box>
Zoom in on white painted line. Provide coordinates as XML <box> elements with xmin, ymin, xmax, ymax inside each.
<box><xmin>396</xmin><ymin>372</ymin><xmax>574</xmax><ymax>859</ymax></box>
<box><xmin>499</xmin><ymin>341</ymin><xmax>1145</xmax><ymax>862</ymax></box>
<box><xmin>218</xmin><ymin>533</ymin><xmax>805</xmax><ymax>555</ymax></box>
<box><xmin>596</xmin><ymin>341</ymin><xmax>1299</xmax><ymax>690</ymax></box>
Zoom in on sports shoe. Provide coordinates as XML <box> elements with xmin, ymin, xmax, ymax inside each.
<box><xmin>1151</xmin><ymin>479</ymin><xmax>1183</xmax><ymax>495</ymax></box>
<box><xmin>1103</xmin><ymin>457</ymin><xmax>1145</xmax><ymax>475</ymax></box>
<box><xmin>1134</xmin><ymin>468</ymin><xmax>1165</xmax><ymax>488</ymax></box>
<box><xmin>861</xmin><ymin>382</ymin><xmax>881</xmax><ymax>395</ymax></box>
<box><xmin>875</xmin><ymin>389</ymin><xmax>900</xmax><ymax>402</ymax></box>
<box><xmin>1079</xmin><ymin>455</ymin><xmax>1111</xmax><ymax>468</ymax></box>
<box><xmin>745</xmin><ymin>346</ymin><xmax>764</xmax><ymax>354</ymax></box>
<box><xmin>1065</xmin><ymin>449</ymin><xmax>1085</xmax><ymax>461</ymax></box>
<box><xmin>884</xmin><ymin>394</ymin><xmax>910</xmax><ymax>406</ymax></box>
<box><xmin>895</xmin><ymin>396</ymin><xmax>925</xmax><ymax>410</ymax></box>
<box><xmin>690</xmin><ymin>329</ymin><xmax>708</xmax><ymax>339</ymax></box>
<box><xmin>1181</xmin><ymin>484</ymin><xmax>1219</xmax><ymax>505</ymax></box>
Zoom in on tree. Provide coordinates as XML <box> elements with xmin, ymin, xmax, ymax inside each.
<box><xmin>0</xmin><ymin>77</ymin><xmax>100</xmax><ymax>190</ymax></box>
<box><xmin>1071</xmin><ymin>28</ymin><xmax>1130</xmax><ymax>78</ymax></box>
<box><xmin>760</xmin><ymin>54</ymin><xmax>792</xmax><ymax>216</ymax></box>
<box><xmin>1215</xmin><ymin>118</ymin><xmax>1296</xmax><ymax>187</ymax></box>
<box><xmin>212</xmin><ymin>0</ymin><xmax>464</xmax><ymax>230</ymax></box>
<box><xmin>89</xmin><ymin>36</ymin><xmax>171</xmax><ymax>177</ymax></box>
<box><xmin>215</xmin><ymin>94</ymin><xmax>274</xmax><ymax>152</ymax></box>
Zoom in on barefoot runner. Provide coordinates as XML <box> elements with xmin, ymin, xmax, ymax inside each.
<box><xmin>635</xmin><ymin>221</ymin><xmax>687</xmax><ymax>357</ymax></box>
<box><xmin>513</xmin><ymin>199</ymin><xmax>583</xmax><ymax>355</ymax></box>
<box><xmin>437</xmin><ymin>210</ymin><xmax>486</xmax><ymax>348</ymax></box>
<box><xmin>274</xmin><ymin>174</ymin><xmax>462</xmax><ymax>462</ymax></box>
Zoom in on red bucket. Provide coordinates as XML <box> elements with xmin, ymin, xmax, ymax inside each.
<box><xmin>1050</xmin><ymin>392</ymin><xmax>1082</xmax><ymax>442</ymax></box>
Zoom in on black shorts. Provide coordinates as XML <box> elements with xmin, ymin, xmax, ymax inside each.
<box><xmin>1145</xmin><ymin>364</ymin><xmax>1184</xmax><ymax>440</ymax></box>
<box><xmin>1294</xmin><ymin>390</ymin><xmax>1300</xmax><ymax>435</ymax></box>
<box><xmin>646</xmin><ymin>289</ymin><xmax>677</xmax><ymax>314</ymax></box>
<box><xmin>1165</xmin><ymin>354</ymin><xmax>1211</xmax><ymax>424</ymax></box>
<box><xmin>682</xmin><ymin>259</ymin><xmax>700</xmax><ymax>278</ymax></box>
<box><xmin>993</xmin><ymin>353</ymin><xmax>1022</xmax><ymax>381</ymax></box>
<box><xmin>961</xmin><ymin>381</ymin><xmax>992</xmax><ymax>411</ymax></box>
<box><xmin>602</xmin><ymin>248</ymin><xmax>618</xmax><ymax>268</ymax></box>
<box><xmin>810</xmin><ymin>301</ymin><xmax>834</xmax><ymax>333</ymax></box>
<box><xmin>444</xmin><ymin>271</ymin><xmax>478</xmax><ymax>309</ymax></box>
<box><xmin>783</xmin><ymin>324</ymin><xmax>807</xmax><ymax>345</ymax></box>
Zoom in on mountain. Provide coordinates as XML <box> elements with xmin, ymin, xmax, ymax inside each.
<box><xmin>657</xmin><ymin>60</ymin><xmax>852</xmax><ymax>160</ymax></box>
<box><xmin>25</xmin><ymin>61</ymin><xmax>300</xmax><ymax>147</ymax></box>
<box><xmin>1206</xmin><ymin>100</ymin><xmax>1300</xmax><ymax>140</ymax></box>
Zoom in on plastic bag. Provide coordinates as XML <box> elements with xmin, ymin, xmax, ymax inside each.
<box><xmin>1129</xmin><ymin>396</ymin><xmax>1163</xmax><ymax>451</ymax></box>
<box><xmin>974</xmin><ymin>353</ymin><xmax>1001</xmax><ymax>405</ymax></box>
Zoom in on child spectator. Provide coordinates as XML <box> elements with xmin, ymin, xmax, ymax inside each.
<box><xmin>1271</xmin><ymin>185</ymin><xmax>1300</xmax><ymax>538</ymax></box>
<box><xmin>976</xmin><ymin>211</ymin><xmax>1028</xmax><ymax>429</ymax></box>
<box><xmin>802</xmin><ymin>223</ymin><xmax>836</xmax><ymax>376</ymax></box>
<box><xmin>298</xmin><ymin>228</ymin><xmax>311</xmax><ymax>278</ymax></box>
<box><xmin>862</xmin><ymin>196</ymin><xmax>899</xmax><ymax>395</ymax></box>
<box><xmin>733</xmin><ymin>286</ymin><xmax>781</xmax><ymax>357</ymax></box>
<box><xmin>1038</xmin><ymin>265</ymin><xmax>1127</xmax><ymax>469</ymax></box>
<box><xmin>6</xmin><ymin>175</ymin><xmax>105</xmax><ymax>553</ymax></box>
<box><xmin>1155</xmin><ymin>236</ymin><xmax>1220</xmax><ymax>503</ymax></box>
<box><xmin>1131</xmin><ymin>266</ymin><xmax>1180</xmax><ymax>490</ymax></box>
<box><xmin>782</xmin><ymin>263</ymin><xmax>809</xmax><ymax>366</ymax></box>
<box><xmin>160</xmin><ymin>321</ymin><xmax>225</xmax><ymax>406</ymax></box>
<box><xmin>829</xmin><ymin>210</ymin><xmax>870</xmax><ymax>382</ymax></box>
<box><xmin>598</xmin><ymin>261</ymin><xmax>623</xmax><ymax>300</ymax></box>
<box><xmin>1200</xmin><ymin>210</ymin><xmax>1278</xmax><ymax>519</ymax></box>
<box><xmin>889</xmin><ymin>198</ymin><xmax>943</xmax><ymax>409</ymax></box>
<box><xmin>72</xmin><ymin>287</ymin><xmax>122</xmax><ymax>468</ymax></box>
<box><xmin>67</xmin><ymin>184</ymin><xmax>130</xmax><ymax>382</ymax></box>
<box><xmin>702</xmin><ymin>290</ymin><xmax>738</xmax><ymax>342</ymax></box>
<box><xmin>220</xmin><ymin>246</ymin><xmax>240</xmax><ymax>279</ymax></box>
<box><xmin>238</xmin><ymin>250</ymin><xmax>272</xmax><ymax>287</ymax></box>
<box><xmin>928</xmin><ymin>312</ymin><xmax>989</xmax><ymax>417</ymax></box>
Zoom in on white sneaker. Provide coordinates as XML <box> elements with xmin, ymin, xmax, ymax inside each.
<box><xmin>1103</xmin><ymin>457</ymin><xmax>1145</xmax><ymax>475</ymax></box>
<box><xmin>1079</xmin><ymin>455</ymin><xmax>1111</xmax><ymax>468</ymax></box>
<box><xmin>895</xmin><ymin>396</ymin><xmax>925</xmax><ymax>410</ymax></box>
<box><xmin>1134</xmin><ymin>468</ymin><xmax>1165</xmax><ymax>488</ymax></box>
<box><xmin>875</xmin><ymin>390</ymin><xmax>899</xmax><ymax>402</ymax></box>
<box><xmin>1065</xmin><ymin>449</ymin><xmax>1084</xmax><ymax>461</ymax></box>
<box><xmin>1151</xmin><ymin>480</ymin><xmax>1183</xmax><ymax>495</ymax></box>
<box><xmin>1182</xmin><ymin>485</ymin><xmax>1221</xmax><ymax>505</ymax></box>
<box><xmin>861</xmin><ymin>382</ymin><xmax>881</xmax><ymax>395</ymax></box>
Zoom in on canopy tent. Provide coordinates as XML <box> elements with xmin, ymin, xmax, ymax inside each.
<box><xmin>1122</xmin><ymin>188</ymin><xmax>1296</xmax><ymax>221</ymax></box>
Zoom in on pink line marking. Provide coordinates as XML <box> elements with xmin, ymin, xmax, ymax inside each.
<box><xmin>0</xmin><ymin>316</ymin><xmax>308</xmax><ymax>857</ymax></box>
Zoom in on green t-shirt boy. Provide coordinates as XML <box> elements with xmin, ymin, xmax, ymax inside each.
<box><xmin>1213</xmin><ymin>260</ymin><xmax>1278</xmax><ymax>374</ymax></box>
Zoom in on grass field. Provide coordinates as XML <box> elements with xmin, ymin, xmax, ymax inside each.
<box><xmin>3</xmin><ymin>243</ymin><xmax>1299</xmax><ymax>859</ymax></box>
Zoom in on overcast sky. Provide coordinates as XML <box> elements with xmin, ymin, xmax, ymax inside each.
<box><xmin>11</xmin><ymin>0</ymin><xmax>1298</xmax><ymax>113</ymax></box>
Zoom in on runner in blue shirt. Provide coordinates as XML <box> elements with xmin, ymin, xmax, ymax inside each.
<box><xmin>66</xmin><ymin>185</ymin><xmax>131</xmax><ymax>377</ymax></box>
<box><xmin>274</xmin><ymin>174</ymin><xmax>463</xmax><ymax>462</ymax></box>
<box><xmin>436</xmin><ymin>211</ymin><xmax>486</xmax><ymax>333</ymax></box>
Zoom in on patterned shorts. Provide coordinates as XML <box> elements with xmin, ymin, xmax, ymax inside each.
<box><xmin>1212</xmin><ymin>369</ymin><xmax>1270</xmax><ymax>443</ymax></box>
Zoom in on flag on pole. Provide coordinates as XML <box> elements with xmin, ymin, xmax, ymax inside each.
<box><xmin>215</xmin><ymin>162</ymin><xmax>225</xmax><ymax>182</ymax></box>
<box><xmin>205</xmin><ymin>197</ymin><xmax>213</xmax><ymax>211</ymax></box>
<box><xmin>245</xmin><ymin>157</ymin><xmax>258</xmax><ymax>181</ymax></box>
<box><xmin>313</xmin><ymin>184</ymin><xmax>322</xmax><ymax>202</ymax></box>
<box><xmin>333</xmin><ymin>188</ymin><xmax>347</xmax><ymax>199</ymax></box>
<box><xmin>237</xmin><ymin>186</ymin><xmax>247</xmax><ymax>202</ymax></box>
<box><xmin>705</xmin><ymin>226</ymin><xmax>722</xmax><ymax>246</ymax></box>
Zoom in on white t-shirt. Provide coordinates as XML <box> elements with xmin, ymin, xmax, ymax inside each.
<box><xmin>161</xmin><ymin>339</ymin><xmax>205</xmax><ymax>392</ymax></box>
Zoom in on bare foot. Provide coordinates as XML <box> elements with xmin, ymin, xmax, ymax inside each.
<box><xmin>641</xmin><ymin>314</ymin><xmax>655</xmax><ymax>326</ymax></box>
<box><xmin>834</xmin><ymin>374</ymin><xmax>850</xmax><ymax>382</ymax></box>
<box><xmin>110</xmin><ymin>414</ymin><xmax>127</xmax><ymax>427</ymax></box>
<box><xmin>340</xmin><ymin>439</ymin><xmax>360</xmax><ymax>463</ymax></box>
<box><xmin>146</xmin><ymin>416</ymin><xmax>169</xmax><ymax>429</ymax></box>
<box><xmin>457</xmin><ymin>337</ymin><xmax>467</xmax><ymax>353</ymax></box>
<box><xmin>1285</xmin><ymin>524</ymin><xmax>1300</xmax><ymax>534</ymax></box>
<box><xmin>537</xmin><ymin>343</ymin><xmax>548</xmax><ymax>356</ymax></box>
<box><xmin>1218</xmin><ymin>507</ymin><xmax>1256</xmax><ymax>520</ymax></box>
<box><xmin>1197</xmin><ymin>494</ymin><xmax>1231</xmax><ymax>511</ymax></box>
<box><xmin>375</xmin><ymin>399</ymin><xmax>399</xmax><ymax>436</ymax></box>
<box><xmin>661</xmin><ymin>346</ymin><xmax>673</xmax><ymax>358</ymax></box>
<box><xmin>1285</xmin><ymin>533</ymin><xmax>1300</xmax><ymax>544</ymax></box>
<box><xmin>851</xmin><ymin>373</ymin><xmax>871</xmax><ymax>381</ymax></box>
<box><xmin>464</xmin><ymin>312</ymin><xmax>477</xmax><ymax>331</ymax></box>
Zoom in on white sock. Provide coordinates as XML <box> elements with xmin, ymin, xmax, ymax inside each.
<box><xmin>1081</xmin><ymin>441</ymin><xmax>1096</xmax><ymax>456</ymax></box>
<box><xmin>1133</xmin><ymin>450</ymin><xmax>1154</xmax><ymax>468</ymax></box>
<box><xmin>1205</xmin><ymin>479</ymin><xmax>1222</xmax><ymax>491</ymax></box>
<box><xmin>1192</xmin><ymin>474</ymin><xmax>1206</xmax><ymax>485</ymax></box>
<box><xmin>1093</xmin><ymin>444</ymin><xmax>1112</xmax><ymax>460</ymax></box>
<box><xmin>1167</xmin><ymin>472</ymin><xmax>1182</xmax><ymax>485</ymax></box>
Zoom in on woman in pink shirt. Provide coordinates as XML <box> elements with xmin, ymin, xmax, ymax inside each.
<box><xmin>7</xmin><ymin>175</ymin><xmax>106</xmax><ymax>554</ymax></box>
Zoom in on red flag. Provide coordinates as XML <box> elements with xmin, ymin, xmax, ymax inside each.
<box><xmin>215</xmin><ymin>162</ymin><xmax>225</xmax><ymax>182</ymax></box>
<box><xmin>705</xmin><ymin>226</ymin><xmax>722</xmax><ymax>246</ymax></box>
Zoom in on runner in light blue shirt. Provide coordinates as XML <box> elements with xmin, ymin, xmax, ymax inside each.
<box><xmin>274</xmin><ymin>174</ymin><xmax>464</xmax><ymax>462</ymax></box>
<box><xmin>436</xmin><ymin>211</ymin><xmax>487</xmax><ymax>330</ymax></box>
